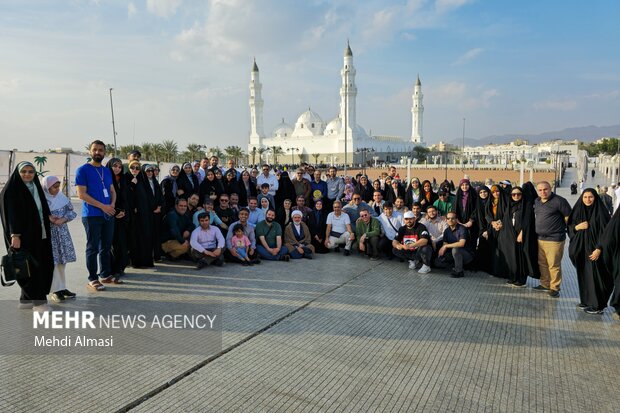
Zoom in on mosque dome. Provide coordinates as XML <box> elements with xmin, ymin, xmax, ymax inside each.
<box><xmin>325</xmin><ymin>116</ymin><xmax>342</xmax><ymax>135</ymax></box>
<box><xmin>272</xmin><ymin>119</ymin><xmax>294</xmax><ymax>138</ymax></box>
<box><xmin>293</xmin><ymin>108</ymin><xmax>324</xmax><ymax>136</ymax></box>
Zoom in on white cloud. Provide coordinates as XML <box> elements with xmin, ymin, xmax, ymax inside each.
<box><xmin>128</xmin><ymin>2</ymin><xmax>137</xmax><ymax>18</ymax></box>
<box><xmin>453</xmin><ymin>47</ymin><xmax>484</xmax><ymax>65</ymax></box>
<box><xmin>533</xmin><ymin>99</ymin><xmax>578</xmax><ymax>111</ymax></box>
<box><xmin>435</xmin><ymin>81</ymin><xmax>467</xmax><ymax>101</ymax></box>
<box><xmin>146</xmin><ymin>0</ymin><xmax>182</xmax><ymax>18</ymax></box>
<box><xmin>0</xmin><ymin>78</ymin><xmax>20</xmax><ymax>95</ymax></box>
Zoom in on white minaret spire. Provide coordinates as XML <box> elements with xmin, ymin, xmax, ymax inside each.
<box><xmin>411</xmin><ymin>74</ymin><xmax>424</xmax><ymax>145</ymax></box>
<box><xmin>340</xmin><ymin>40</ymin><xmax>357</xmax><ymax>137</ymax></box>
<box><xmin>249</xmin><ymin>57</ymin><xmax>265</xmax><ymax>147</ymax></box>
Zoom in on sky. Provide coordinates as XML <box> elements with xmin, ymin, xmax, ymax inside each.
<box><xmin>1</xmin><ymin>0</ymin><xmax>619</xmax><ymax>152</ymax></box>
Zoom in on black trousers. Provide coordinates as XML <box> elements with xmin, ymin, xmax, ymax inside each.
<box><xmin>353</xmin><ymin>235</ymin><xmax>380</xmax><ymax>258</ymax></box>
<box><xmin>435</xmin><ymin>247</ymin><xmax>474</xmax><ymax>272</ymax></box>
<box><xmin>392</xmin><ymin>245</ymin><xmax>433</xmax><ymax>266</ymax></box>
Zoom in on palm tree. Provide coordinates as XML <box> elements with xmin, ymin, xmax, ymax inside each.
<box><xmin>297</xmin><ymin>153</ymin><xmax>305</xmax><ymax>163</ymax></box>
<box><xmin>209</xmin><ymin>146</ymin><xmax>225</xmax><ymax>159</ymax></box>
<box><xmin>140</xmin><ymin>142</ymin><xmax>155</xmax><ymax>161</ymax></box>
<box><xmin>270</xmin><ymin>146</ymin><xmax>284</xmax><ymax>164</ymax></box>
<box><xmin>118</xmin><ymin>145</ymin><xmax>140</xmax><ymax>159</ymax></box>
<box><xmin>250</xmin><ymin>147</ymin><xmax>257</xmax><ymax>166</ymax></box>
<box><xmin>33</xmin><ymin>155</ymin><xmax>49</xmax><ymax>176</ymax></box>
<box><xmin>186</xmin><ymin>143</ymin><xmax>205</xmax><ymax>161</ymax></box>
<box><xmin>258</xmin><ymin>147</ymin><xmax>268</xmax><ymax>164</ymax></box>
<box><xmin>312</xmin><ymin>153</ymin><xmax>320</xmax><ymax>164</ymax></box>
<box><xmin>161</xmin><ymin>140</ymin><xmax>179</xmax><ymax>162</ymax></box>
<box><xmin>153</xmin><ymin>143</ymin><xmax>165</xmax><ymax>164</ymax></box>
<box><xmin>225</xmin><ymin>146</ymin><xmax>244</xmax><ymax>165</ymax></box>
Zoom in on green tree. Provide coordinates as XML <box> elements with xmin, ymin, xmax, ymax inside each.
<box><xmin>312</xmin><ymin>153</ymin><xmax>320</xmax><ymax>164</ymax></box>
<box><xmin>33</xmin><ymin>155</ymin><xmax>49</xmax><ymax>176</ymax></box>
<box><xmin>258</xmin><ymin>147</ymin><xmax>268</xmax><ymax>164</ymax></box>
<box><xmin>209</xmin><ymin>146</ymin><xmax>225</xmax><ymax>159</ymax></box>
<box><xmin>225</xmin><ymin>146</ymin><xmax>244</xmax><ymax>165</ymax></box>
<box><xmin>160</xmin><ymin>140</ymin><xmax>179</xmax><ymax>162</ymax></box>
<box><xmin>118</xmin><ymin>144</ymin><xmax>140</xmax><ymax>159</ymax></box>
<box><xmin>270</xmin><ymin>146</ymin><xmax>284</xmax><ymax>164</ymax></box>
<box><xmin>140</xmin><ymin>142</ymin><xmax>155</xmax><ymax>161</ymax></box>
<box><xmin>411</xmin><ymin>145</ymin><xmax>430</xmax><ymax>163</ymax></box>
<box><xmin>186</xmin><ymin>143</ymin><xmax>205</xmax><ymax>161</ymax></box>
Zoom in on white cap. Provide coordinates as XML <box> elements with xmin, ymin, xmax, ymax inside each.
<box><xmin>403</xmin><ymin>211</ymin><xmax>415</xmax><ymax>219</ymax></box>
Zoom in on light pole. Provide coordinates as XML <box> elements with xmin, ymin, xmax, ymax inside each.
<box><xmin>461</xmin><ymin>117</ymin><xmax>466</xmax><ymax>169</ymax></box>
<box><xmin>344</xmin><ymin>69</ymin><xmax>349</xmax><ymax>175</ymax></box>
<box><xmin>109</xmin><ymin>88</ymin><xmax>117</xmax><ymax>156</ymax></box>
<box><xmin>288</xmin><ymin>147</ymin><xmax>299</xmax><ymax>165</ymax></box>
<box><xmin>356</xmin><ymin>147</ymin><xmax>374</xmax><ymax>175</ymax></box>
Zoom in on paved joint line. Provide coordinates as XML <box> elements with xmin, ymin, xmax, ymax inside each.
<box><xmin>116</xmin><ymin>262</ymin><xmax>383</xmax><ymax>413</ymax></box>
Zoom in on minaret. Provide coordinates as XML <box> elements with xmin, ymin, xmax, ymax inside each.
<box><xmin>249</xmin><ymin>58</ymin><xmax>265</xmax><ymax>147</ymax></box>
<box><xmin>411</xmin><ymin>74</ymin><xmax>424</xmax><ymax>145</ymax></box>
<box><xmin>339</xmin><ymin>41</ymin><xmax>357</xmax><ymax>137</ymax></box>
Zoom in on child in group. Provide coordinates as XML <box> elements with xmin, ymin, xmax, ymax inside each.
<box><xmin>41</xmin><ymin>175</ymin><xmax>77</xmax><ymax>302</ymax></box>
<box><xmin>231</xmin><ymin>224</ymin><xmax>253</xmax><ymax>266</ymax></box>
<box><xmin>257</xmin><ymin>183</ymin><xmax>275</xmax><ymax>210</ymax></box>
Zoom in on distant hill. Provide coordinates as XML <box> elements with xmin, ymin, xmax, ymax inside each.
<box><xmin>451</xmin><ymin>124</ymin><xmax>620</xmax><ymax>146</ymax></box>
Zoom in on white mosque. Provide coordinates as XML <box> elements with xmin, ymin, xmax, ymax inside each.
<box><xmin>248</xmin><ymin>42</ymin><xmax>425</xmax><ymax>165</ymax></box>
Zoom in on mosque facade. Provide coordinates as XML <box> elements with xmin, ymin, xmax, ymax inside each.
<box><xmin>248</xmin><ymin>43</ymin><xmax>425</xmax><ymax>165</ymax></box>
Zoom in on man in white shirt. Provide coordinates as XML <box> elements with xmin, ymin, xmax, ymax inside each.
<box><xmin>377</xmin><ymin>202</ymin><xmax>403</xmax><ymax>257</ymax></box>
<box><xmin>325</xmin><ymin>200</ymin><xmax>354</xmax><ymax>255</ymax></box>
<box><xmin>247</xmin><ymin>197</ymin><xmax>265</xmax><ymax>226</ymax></box>
<box><xmin>420</xmin><ymin>205</ymin><xmax>448</xmax><ymax>252</ymax></box>
<box><xmin>190</xmin><ymin>212</ymin><xmax>225</xmax><ymax>269</ymax></box>
<box><xmin>256</xmin><ymin>164</ymin><xmax>279</xmax><ymax>196</ymax></box>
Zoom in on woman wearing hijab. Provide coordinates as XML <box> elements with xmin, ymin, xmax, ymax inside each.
<box><xmin>568</xmin><ymin>188</ymin><xmax>613</xmax><ymax>314</ymax></box>
<box><xmin>372</xmin><ymin>179</ymin><xmax>385</xmax><ymax>199</ymax></box>
<box><xmin>483</xmin><ymin>185</ymin><xmax>510</xmax><ymax>278</ymax></box>
<box><xmin>276</xmin><ymin>198</ymin><xmax>293</xmax><ymax>229</ymax></box>
<box><xmin>309</xmin><ymin>199</ymin><xmax>329</xmax><ymax>254</ymax></box>
<box><xmin>419</xmin><ymin>180</ymin><xmax>438</xmax><ymax>213</ymax></box>
<box><xmin>385</xmin><ymin>179</ymin><xmax>405</xmax><ymax>205</ymax></box>
<box><xmin>284</xmin><ymin>210</ymin><xmax>314</xmax><ymax>259</ymax></box>
<box><xmin>199</xmin><ymin>169</ymin><xmax>224</xmax><ymax>209</ymax></box>
<box><xmin>274</xmin><ymin>171</ymin><xmax>295</xmax><ymax>210</ymax></box>
<box><xmin>176</xmin><ymin>162</ymin><xmax>199</xmax><ymax>199</ymax></box>
<box><xmin>601</xmin><ymin>207</ymin><xmax>620</xmax><ymax>320</ymax></box>
<box><xmin>107</xmin><ymin>158</ymin><xmax>129</xmax><ymax>279</ymax></box>
<box><xmin>143</xmin><ymin>164</ymin><xmax>164</xmax><ymax>262</ymax></box>
<box><xmin>0</xmin><ymin>162</ymin><xmax>54</xmax><ymax>309</ymax></box>
<box><xmin>355</xmin><ymin>175</ymin><xmax>374</xmax><ymax>202</ymax></box>
<box><xmin>502</xmin><ymin>186</ymin><xmax>534</xmax><ymax>286</ymax></box>
<box><xmin>342</xmin><ymin>176</ymin><xmax>355</xmax><ymax>204</ymax></box>
<box><xmin>161</xmin><ymin>165</ymin><xmax>181</xmax><ymax>212</ymax></box>
<box><xmin>520</xmin><ymin>182</ymin><xmax>540</xmax><ymax>280</ymax></box>
<box><xmin>126</xmin><ymin>161</ymin><xmax>154</xmax><ymax>269</ymax></box>
<box><xmin>454</xmin><ymin>178</ymin><xmax>478</xmax><ymax>238</ymax></box>
<box><xmin>41</xmin><ymin>175</ymin><xmax>77</xmax><ymax>302</ymax></box>
<box><xmin>238</xmin><ymin>170</ymin><xmax>259</xmax><ymax>207</ymax></box>
<box><xmin>405</xmin><ymin>178</ymin><xmax>421</xmax><ymax>209</ymax></box>
<box><xmin>474</xmin><ymin>185</ymin><xmax>491</xmax><ymax>273</ymax></box>
<box><xmin>222</xmin><ymin>169</ymin><xmax>239</xmax><ymax>197</ymax></box>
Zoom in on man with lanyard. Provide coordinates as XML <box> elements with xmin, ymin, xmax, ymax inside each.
<box><xmin>377</xmin><ymin>202</ymin><xmax>403</xmax><ymax>258</ymax></box>
<box><xmin>75</xmin><ymin>140</ymin><xmax>117</xmax><ymax>292</ymax></box>
<box><xmin>436</xmin><ymin>211</ymin><xmax>474</xmax><ymax>278</ymax></box>
<box><xmin>392</xmin><ymin>211</ymin><xmax>432</xmax><ymax>274</ymax></box>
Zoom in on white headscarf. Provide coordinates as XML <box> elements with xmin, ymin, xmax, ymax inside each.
<box><xmin>41</xmin><ymin>175</ymin><xmax>70</xmax><ymax>212</ymax></box>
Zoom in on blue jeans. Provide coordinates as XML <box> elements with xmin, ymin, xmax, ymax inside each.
<box><xmin>82</xmin><ymin>216</ymin><xmax>115</xmax><ymax>282</ymax></box>
<box><xmin>256</xmin><ymin>245</ymin><xmax>289</xmax><ymax>261</ymax></box>
<box><xmin>288</xmin><ymin>246</ymin><xmax>312</xmax><ymax>259</ymax></box>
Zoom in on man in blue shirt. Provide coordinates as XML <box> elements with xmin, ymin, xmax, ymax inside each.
<box><xmin>75</xmin><ymin>140</ymin><xmax>117</xmax><ymax>291</ymax></box>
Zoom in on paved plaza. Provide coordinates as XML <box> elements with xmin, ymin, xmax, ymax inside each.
<box><xmin>1</xmin><ymin>168</ymin><xmax>619</xmax><ymax>412</ymax></box>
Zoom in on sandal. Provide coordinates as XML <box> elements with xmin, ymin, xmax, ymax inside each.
<box><xmin>111</xmin><ymin>278</ymin><xmax>125</xmax><ymax>284</ymax></box>
<box><xmin>87</xmin><ymin>281</ymin><xmax>105</xmax><ymax>291</ymax></box>
<box><xmin>100</xmin><ymin>276</ymin><xmax>114</xmax><ymax>284</ymax></box>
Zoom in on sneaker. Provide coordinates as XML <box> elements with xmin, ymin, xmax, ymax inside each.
<box><xmin>18</xmin><ymin>301</ymin><xmax>34</xmax><ymax>309</ymax></box>
<box><xmin>50</xmin><ymin>291</ymin><xmax>65</xmax><ymax>303</ymax></box>
<box><xmin>343</xmin><ymin>249</ymin><xmax>350</xmax><ymax>257</ymax></box>
<box><xmin>418</xmin><ymin>264</ymin><xmax>431</xmax><ymax>274</ymax></box>
<box><xmin>505</xmin><ymin>280</ymin><xmax>515</xmax><ymax>285</ymax></box>
<box><xmin>450</xmin><ymin>271</ymin><xmax>464</xmax><ymax>278</ymax></box>
<box><xmin>511</xmin><ymin>282</ymin><xmax>527</xmax><ymax>288</ymax></box>
<box><xmin>533</xmin><ymin>285</ymin><xmax>550</xmax><ymax>292</ymax></box>
<box><xmin>412</xmin><ymin>260</ymin><xmax>420</xmax><ymax>269</ymax></box>
<box><xmin>195</xmin><ymin>259</ymin><xmax>208</xmax><ymax>270</ymax></box>
<box><xmin>370</xmin><ymin>256</ymin><xmax>379</xmax><ymax>261</ymax></box>
<box><xmin>576</xmin><ymin>303</ymin><xmax>588</xmax><ymax>309</ymax></box>
<box><xmin>62</xmin><ymin>289</ymin><xmax>77</xmax><ymax>299</ymax></box>
<box><xmin>548</xmin><ymin>290</ymin><xmax>560</xmax><ymax>298</ymax></box>
<box><xmin>584</xmin><ymin>307</ymin><xmax>603</xmax><ymax>315</ymax></box>
<box><xmin>408</xmin><ymin>260</ymin><xmax>416</xmax><ymax>270</ymax></box>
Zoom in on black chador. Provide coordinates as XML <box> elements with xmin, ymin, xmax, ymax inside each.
<box><xmin>568</xmin><ymin>189</ymin><xmax>612</xmax><ymax>311</ymax></box>
<box><xmin>126</xmin><ymin>168</ymin><xmax>154</xmax><ymax>268</ymax></box>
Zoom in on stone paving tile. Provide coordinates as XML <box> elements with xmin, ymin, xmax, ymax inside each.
<box><xmin>134</xmin><ymin>253</ymin><xmax>620</xmax><ymax>413</ymax></box>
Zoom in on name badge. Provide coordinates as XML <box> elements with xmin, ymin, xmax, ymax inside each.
<box><xmin>103</xmin><ymin>188</ymin><xmax>109</xmax><ymax>198</ymax></box>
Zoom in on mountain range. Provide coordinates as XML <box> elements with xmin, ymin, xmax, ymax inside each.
<box><xmin>450</xmin><ymin>124</ymin><xmax>620</xmax><ymax>146</ymax></box>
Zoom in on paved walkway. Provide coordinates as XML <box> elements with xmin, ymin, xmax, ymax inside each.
<box><xmin>1</xmin><ymin>168</ymin><xmax>619</xmax><ymax>412</ymax></box>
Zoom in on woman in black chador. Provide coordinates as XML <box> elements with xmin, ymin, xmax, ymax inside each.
<box><xmin>0</xmin><ymin>162</ymin><xmax>54</xmax><ymax>308</ymax></box>
<box><xmin>176</xmin><ymin>162</ymin><xmax>199</xmax><ymax>199</ymax></box>
<box><xmin>107</xmin><ymin>158</ymin><xmax>129</xmax><ymax>280</ymax></box>
<box><xmin>126</xmin><ymin>161</ymin><xmax>154</xmax><ymax>268</ymax></box>
<box><xmin>143</xmin><ymin>164</ymin><xmax>164</xmax><ymax>262</ymax></box>
<box><xmin>520</xmin><ymin>182</ymin><xmax>540</xmax><ymax>280</ymax></box>
<box><xmin>483</xmin><ymin>185</ymin><xmax>510</xmax><ymax>278</ymax></box>
<box><xmin>309</xmin><ymin>199</ymin><xmax>329</xmax><ymax>254</ymax></box>
<box><xmin>568</xmin><ymin>188</ymin><xmax>613</xmax><ymax>314</ymax></box>
<box><xmin>502</xmin><ymin>185</ymin><xmax>537</xmax><ymax>286</ymax></box>
<box><xmin>474</xmin><ymin>185</ymin><xmax>491</xmax><ymax>273</ymax></box>
<box><xmin>454</xmin><ymin>178</ymin><xmax>478</xmax><ymax>245</ymax></box>
<box><xmin>601</xmin><ymin>207</ymin><xmax>620</xmax><ymax>319</ymax></box>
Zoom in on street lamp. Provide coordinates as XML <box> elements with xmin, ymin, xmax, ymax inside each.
<box><xmin>288</xmin><ymin>147</ymin><xmax>299</xmax><ymax>165</ymax></box>
<box><xmin>355</xmin><ymin>147</ymin><xmax>374</xmax><ymax>175</ymax></box>
<box><xmin>109</xmin><ymin>88</ymin><xmax>117</xmax><ymax>157</ymax></box>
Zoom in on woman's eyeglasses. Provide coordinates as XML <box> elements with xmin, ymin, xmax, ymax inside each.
<box><xmin>130</xmin><ymin>166</ymin><xmax>141</xmax><ymax>171</ymax></box>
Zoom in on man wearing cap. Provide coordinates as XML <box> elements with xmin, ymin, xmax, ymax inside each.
<box><xmin>392</xmin><ymin>211</ymin><xmax>433</xmax><ymax>273</ymax></box>
<box><xmin>190</xmin><ymin>212</ymin><xmax>225</xmax><ymax>269</ymax></box>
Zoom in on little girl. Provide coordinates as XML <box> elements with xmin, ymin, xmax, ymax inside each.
<box><xmin>41</xmin><ymin>175</ymin><xmax>77</xmax><ymax>302</ymax></box>
<box><xmin>231</xmin><ymin>224</ymin><xmax>252</xmax><ymax>266</ymax></box>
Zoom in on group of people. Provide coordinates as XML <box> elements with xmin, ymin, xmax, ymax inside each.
<box><xmin>1</xmin><ymin>139</ymin><xmax>619</xmax><ymax>319</ymax></box>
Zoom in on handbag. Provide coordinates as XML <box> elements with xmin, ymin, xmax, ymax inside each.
<box><xmin>1</xmin><ymin>249</ymin><xmax>35</xmax><ymax>287</ymax></box>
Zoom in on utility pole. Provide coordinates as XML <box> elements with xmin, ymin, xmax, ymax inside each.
<box><xmin>109</xmin><ymin>88</ymin><xmax>117</xmax><ymax>157</ymax></box>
